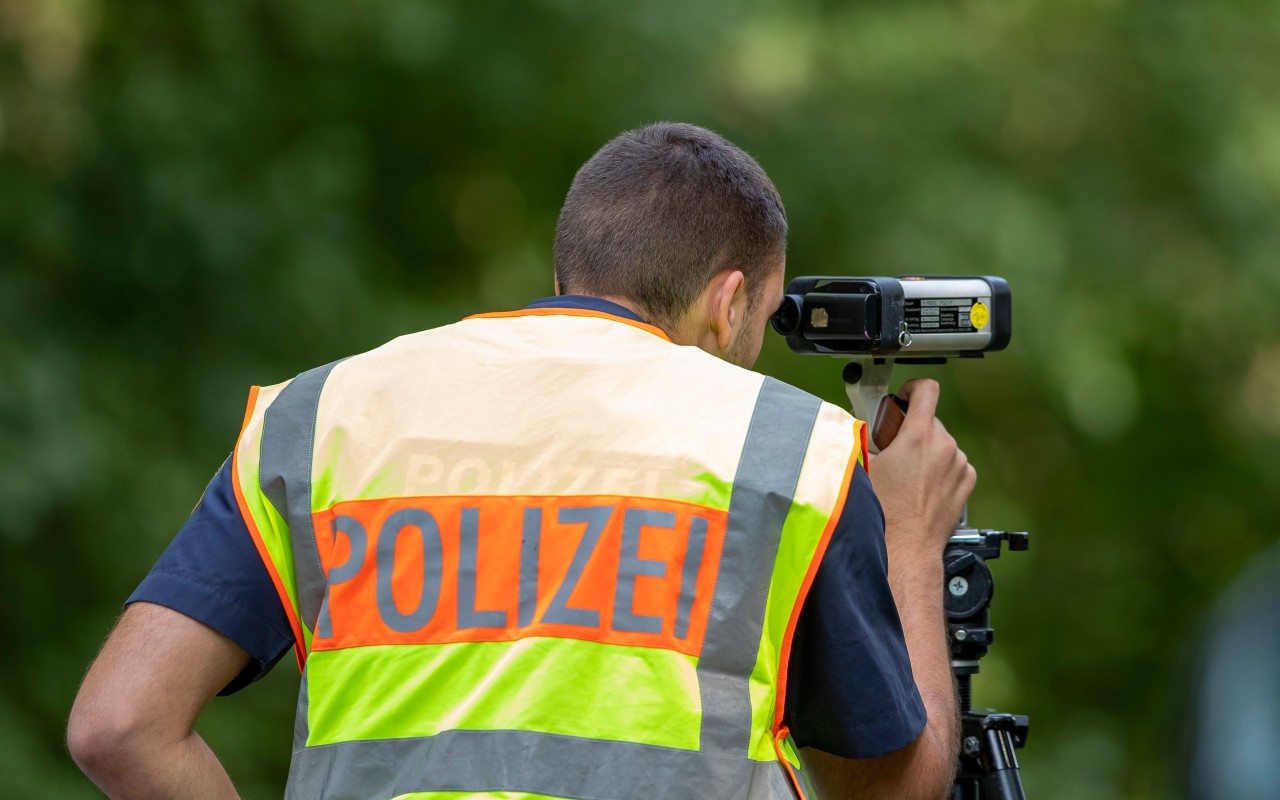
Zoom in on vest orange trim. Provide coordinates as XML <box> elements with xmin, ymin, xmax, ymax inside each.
<box><xmin>231</xmin><ymin>385</ymin><xmax>308</xmax><ymax>671</ymax></box>
<box><xmin>857</xmin><ymin>419</ymin><xmax>870</xmax><ymax>475</ymax></box>
<box><xmin>769</xmin><ymin>433</ymin><xmax>859</xmax><ymax>798</ymax></box>
<box><xmin>464</xmin><ymin>307</ymin><xmax>673</xmax><ymax>342</ymax></box>
<box><xmin>773</xmin><ymin>725</ymin><xmax>809</xmax><ymax>799</ymax></box>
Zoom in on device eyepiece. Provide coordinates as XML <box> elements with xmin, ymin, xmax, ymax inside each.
<box><xmin>771</xmin><ymin>294</ymin><xmax>804</xmax><ymax>336</ymax></box>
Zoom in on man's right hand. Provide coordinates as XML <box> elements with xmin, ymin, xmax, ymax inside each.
<box><xmin>868</xmin><ymin>378</ymin><xmax>977</xmax><ymax>554</ymax></box>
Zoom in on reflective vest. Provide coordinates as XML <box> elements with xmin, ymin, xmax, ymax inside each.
<box><xmin>230</xmin><ymin>308</ymin><xmax>868</xmax><ymax>800</ymax></box>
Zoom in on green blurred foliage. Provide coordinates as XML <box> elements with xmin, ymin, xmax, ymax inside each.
<box><xmin>3</xmin><ymin>0</ymin><xmax>1279</xmax><ymax>797</ymax></box>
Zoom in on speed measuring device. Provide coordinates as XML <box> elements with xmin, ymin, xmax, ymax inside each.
<box><xmin>770</xmin><ymin>275</ymin><xmax>1011</xmax><ymax>360</ymax></box>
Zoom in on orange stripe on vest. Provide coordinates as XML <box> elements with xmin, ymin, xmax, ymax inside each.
<box><xmin>310</xmin><ymin>495</ymin><xmax>726</xmax><ymax>657</ymax></box>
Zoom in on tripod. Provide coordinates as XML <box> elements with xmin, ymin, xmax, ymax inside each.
<box><xmin>946</xmin><ymin>525</ymin><xmax>1030</xmax><ymax>800</ymax></box>
<box><xmin>841</xmin><ymin>361</ymin><xmax>1031</xmax><ymax>799</ymax></box>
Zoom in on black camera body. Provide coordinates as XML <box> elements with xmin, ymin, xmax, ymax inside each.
<box><xmin>772</xmin><ymin>275</ymin><xmax>1012</xmax><ymax>359</ymax></box>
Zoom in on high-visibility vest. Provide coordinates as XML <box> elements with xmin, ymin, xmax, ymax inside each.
<box><xmin>230</xmin><ymin>308</ymin><xmax>868</xmax><ymax>800</ymax></box>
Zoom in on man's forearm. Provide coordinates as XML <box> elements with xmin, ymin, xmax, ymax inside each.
<box><xmin>68</xmin><ymin>603</ymin><xmax>253</xmax><ymax>800</ymax></box>
<box><xmin>886</xmin><ymin>533</ymin><xmax>960</xmax><ymax>794</ymax></box>
<box><xmin>804</xmin><ymin>532</ymin><xmax>961</xmax><ymax>800</ymax></box>
<box><xmin>71</xmin><ymin>726</ymin><xmax>241</xmax><ymax>800</ymax></box>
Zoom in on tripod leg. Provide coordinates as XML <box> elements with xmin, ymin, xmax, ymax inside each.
<box><xmin>952</xmin><ymin>780</ymin><xmax>980</xmax><ymax>800</ymax></box>
<box><xmin>978</xmin><ymin>727</ymin><xmax>1027</xmax><ymax>800</ymax></box>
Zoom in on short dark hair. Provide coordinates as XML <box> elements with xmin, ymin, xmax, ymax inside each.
<box><xmin>553</xmin><ymin>122</ymin><xmax>788</xmax><ymax>331</ymax></box>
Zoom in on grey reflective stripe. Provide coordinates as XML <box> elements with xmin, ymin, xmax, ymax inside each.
<box><xmin>294</xmin><ymin>664</ymin><xmax>310</xmax><ymax>751</ymax></box>
<box><xmin>259</xmin><ymin>359</ymin><xmax>343</xmax><ymax>632</ymax></box>
<box><xmin>284</xmin><ymin>729</ymin><xmax>799</xmax><ymax>800</ymax></box>
<box><xmin>750</xmin><ymin>758</ymin><xmax>804</xmax><ymax>800</ymax></box>
<box><xmin>697</xmin><ymin>377</ymin><xmax>821</xmax><ymax>755</ymax></box>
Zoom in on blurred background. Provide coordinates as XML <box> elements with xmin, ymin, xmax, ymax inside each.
<box><xmin>3</xmin><ymin>0</ymin><xmax>1280</xmax><ymax>797</ymax></box>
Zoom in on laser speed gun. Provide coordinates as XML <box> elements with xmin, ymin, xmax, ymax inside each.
<box><xmin>771</xmin><ymin>275</ymin><xmax>1012</xmax><ymax>451</ymax></box>
<box><xmin>771</xmin><ymin>275</ymin><xmax>1011</xmax><ymax>359</ymax></box>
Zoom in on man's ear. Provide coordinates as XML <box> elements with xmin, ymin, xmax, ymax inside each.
<box><xmin>708</xmin><ymin>269</ymin><xmax>747</xmax><ymax>352</ymax></box>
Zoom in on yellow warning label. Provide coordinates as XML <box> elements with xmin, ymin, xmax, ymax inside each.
<box><xmin>970</xmin><ymin>302</ymin><xmax>989</xmax><ymax>330</ymax></box>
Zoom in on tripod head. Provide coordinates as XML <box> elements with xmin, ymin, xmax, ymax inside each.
<box><xmin>946</xmin><ymin>526</ymin><xmax>1028</xmax><ymax>675</ymax></box>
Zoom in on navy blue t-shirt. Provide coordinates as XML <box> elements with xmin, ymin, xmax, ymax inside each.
<box><xmin>129</xmin><ymin>297</ymin><xmax>925</xmax><ymax>759</ymax></box>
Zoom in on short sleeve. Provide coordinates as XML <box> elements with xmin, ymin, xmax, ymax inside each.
<box><xmin>128</xmin><ymin>457</ymin><xmax>296</xmax><ymax>695</ymax></box>
<box><xmin>782</xmin><ymin>463</ymin><xmax>927</xmax><ymax>758</ymax></box>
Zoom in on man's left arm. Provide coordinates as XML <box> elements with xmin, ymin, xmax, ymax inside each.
<box><xmin>68</xmin><ymin>601</ymin><xmax>250</xmax><ymax>800</ymax></box>
<box><xmin>68</xmin><ymin>455</ymin><xmax>296</xmax><ymax>798</ymax></box>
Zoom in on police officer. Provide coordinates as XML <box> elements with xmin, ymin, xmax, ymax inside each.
<box><xmin>69</xmin><ymin>122</ymin><xmax>973</xmax><ymax>799</ymax></box>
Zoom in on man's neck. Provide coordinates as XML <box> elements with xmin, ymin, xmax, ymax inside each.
<box><xmin>589</xmin><ymin>294</ymin><xmax>649</xmax><ymax>322</ymax></box>
<box><xmin>545</xmin><ymin>292</ymin><xmax>688</xmax><ymax>344</ymax></box>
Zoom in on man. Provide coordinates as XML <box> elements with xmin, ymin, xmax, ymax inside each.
<box><xmin>69</xmin><ymin>122</ymin><xmax>973</xmax><ymax>799</ymax></box>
